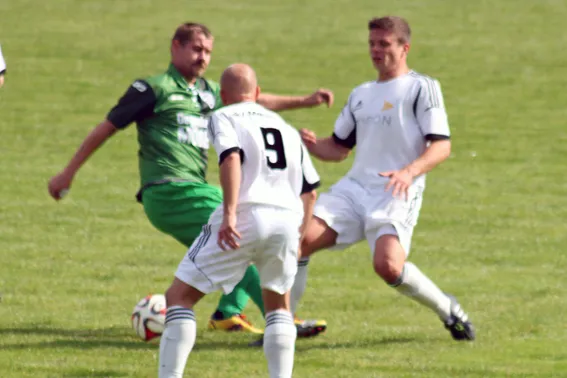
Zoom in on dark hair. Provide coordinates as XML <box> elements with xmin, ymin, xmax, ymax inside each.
<box><xmin>368</xmin><ymin>16</ymin><xmax>411</xmax><ymax>44</ymax></box>
<box><xmin>172</xmin><ymin>22</ymin><xmax>213</xmax><ymax>45</ymax></box>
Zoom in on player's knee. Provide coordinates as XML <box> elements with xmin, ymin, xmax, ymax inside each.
<box><xmin>164</xmin><ymin>278</ymin><xmax>202</xmax><ymax>307</ymax></box>
<box><xmin>164</xmin><ymin>285</ymin><xmax>183</xmax><ymax>307</ymax></box>
<box><xmin>373</xmin><ymin>236</ymin><xmax>405</xmax><ymax>284</ymax></box>
<box><xmin>300</xmin><ymin>237</ymin><xmax>317</xmax><ymax>257</ymax></box>
<box><xmin>373</xmin><ymin>259</ymin><xmax>403</xmax><ymax>284</ymax></box>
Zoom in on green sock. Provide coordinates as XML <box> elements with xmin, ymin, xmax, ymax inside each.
<box><xmin>217</xmin><ymin>265</ymin><xmax>265</xmax><ymax>318</ymax></box>
<box><xmin>217</xmin><ymin>284</ymin><xmax>250</xmax><ymax>318</ymax></box>
<box><xmin>242</xmin><ymin>264</ymin><xmax>265</xmax><ymax>317</ymax></box>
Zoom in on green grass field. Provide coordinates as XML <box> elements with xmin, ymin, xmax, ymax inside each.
<box><xmin>1</xmin><ymin>0</ymin><xmax>567</xmax><ymax>377</ymax></box>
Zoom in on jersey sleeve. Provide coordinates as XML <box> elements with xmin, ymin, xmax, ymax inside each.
<box><xmin>0</xmin><ymin>45</ymin><xmax>6</xmax><ymax>74</ymax></box>
<box><xmin>106</xmin><ymin>80</ymin><xmax>157</xmax><ymax>129</ymax></box>
<box><xmin>208</xmin><ymin>112</ymin><xmax>240</xmax><ymax>165</ymax></box>
<box><xmin>300</xmin><ymin>143</ymin><xmax>321</xmax><ymax>194</ymax></box>
<box><xmin>414</xmin><ymin>79</ymin><xmax>450</xmax><ymax>141</ymax></box>
<box><xmin>332</xmin><ymin>91</ymin><xmax>357</xmax><ymax>149</ymax></box>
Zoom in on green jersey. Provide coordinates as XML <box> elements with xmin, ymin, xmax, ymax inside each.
<box><xmin>107</xmin><ymin>64</ymin><xmax>221</xmax><ymax>187</ymax></box>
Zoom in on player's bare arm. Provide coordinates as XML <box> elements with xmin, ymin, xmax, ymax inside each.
<box><xmin>380</xmin><ymin>139</ymin><xmax>451</xmax><ymax>199</ymax></box>
<box><xmin>218</xmin><ymin>151</ymin><xmax>242</xmax><ymax>251</ymax></box>
<box><xmin>258</xmin><ymin>88</ymin><xmax>334</xmax><ymax>111</ymax></box>
<box><xmin>48</xmin><ymin>120</ymin><xmax>118</xmax><ymax>200</ymax></box>
<box><xmin>300</xmin><ymin>128</ymin><xmax>350</xmax><ymax>162</ymax></box>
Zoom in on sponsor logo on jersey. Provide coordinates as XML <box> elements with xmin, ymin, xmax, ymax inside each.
<box><xmin>169</xmin><ymin>94</ymin><xmax>185</xmax><ymax>102</ymax></box>
<box><xmin>356</xmin><ymin>114</ymin><xmax>392</xmax><ymax>127</ymax></box>
<box><xmin>381</xmin><ymin>101</ymin><xmax>394</xmax><ymax>111</ymax></box>
<box><xmin>132</xmin><ymin>81</ymin><xmax>147</xmax><ymax>92</ymax></box>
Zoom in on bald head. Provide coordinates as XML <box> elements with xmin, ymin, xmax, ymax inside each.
<box><xmin>220</xmin><ymin>63</ymin><xmax>260</xmax><ymax>105</ymax></box>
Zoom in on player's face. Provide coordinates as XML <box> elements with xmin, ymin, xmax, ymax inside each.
<box><xmin>172</xmin><ymin>33</ymin><xmax>214</xmax><ymax>78</ymax></box>
<box><xmin>368</xmin><ymin>29</ymin><xmax>409</xmax><ymax>73</ymax></box>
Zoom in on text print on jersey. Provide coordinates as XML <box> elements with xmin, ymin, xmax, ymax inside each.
<box><xmin>177</xmin><ymin>113</ymin><xmax>209</xmax><ymax>149</ymax></box>
<box><xmin>356</xmin><ymin>114</ymin><xmax>392</xmax><ymax>127</ymax></box>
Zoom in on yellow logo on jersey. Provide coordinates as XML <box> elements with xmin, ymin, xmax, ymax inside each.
<box><xmin>382</xmin><ymin>101</ymin><xmax>394</xmax><ymax>111</ymax></box>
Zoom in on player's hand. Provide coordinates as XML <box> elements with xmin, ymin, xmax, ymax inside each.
<box><xmin>304</xmin><ymin>89</ymin><xmax>334</xmax><ymax>108</ymax></box>
<box><xmin>218</xmin><ymin>213</ymin><xmax>241</xmax><ymax>251</ymax></box>
<box><xmin>300</xmin><ymin>128</ymin><xmax>317</xmax><ymax>146</ymax></box>
<box><xmin>48</xmin><ymin>171</ymin><xmax>73</xmax><ymax>200</ymax></box>
<box><xmin>379</xmin><ymin>169</ymin><xmax>413</xmax><ymax>200</ymax></box>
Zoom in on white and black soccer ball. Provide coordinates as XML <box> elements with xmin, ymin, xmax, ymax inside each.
<box><xmin>131</xmin><ymin>294</ymin><xmax>166</xmax><ymax>341</ymax></box>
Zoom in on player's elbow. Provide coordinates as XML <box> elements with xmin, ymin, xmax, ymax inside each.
<box><xmin>327</xmin><ymin>139</ymin><xmax>351</xmax><ymax>162</ymax></box>
<box><xmin>328</xmin><ymin>146</ymin><xmax>350</xmax><ymax>162</ymax></box>
<box><xmin>434</xmin><ymin>139</ymin><xmax>451</xmax><ymax>161</ymax></box>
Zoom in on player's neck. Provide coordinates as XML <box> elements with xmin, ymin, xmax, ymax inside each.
<box><xmin>223</xmin><ymin>94</ymin><xmax>257</xmax><ymax>106</ymax></box>
<box><xmin>183</xmin><ymin>74</ymin><xmax>198</xmax><ymax>86</ymax></box>
<box><xmin>377</xmin><ymin>65</ymin><xmax>410</xmax><ymax>82</ymax></box>
<box><xmin>171</xmin><ymin>63</ymin><xmax>199</xmax><ymax>85</ymax></box>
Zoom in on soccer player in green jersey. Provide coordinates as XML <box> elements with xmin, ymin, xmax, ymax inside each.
<box><xmin>48</xmin><ymin>22</ymin><xmax>330</xmax><ymax>337</ymax></box>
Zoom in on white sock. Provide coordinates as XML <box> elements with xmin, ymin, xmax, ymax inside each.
<box><xmin>392</xmin><ymin>262</ymin><xmax>452</xmax><ymax>320</ymax></box>
<box><xmin>264</xmin><ymin>310</ymin><xmax>297</xmax><ymax>378</ymax></box>
<box><xmin>290</xmin><ymin>258</ymin><xmax>309</xmax><ymax>315</ymax></box>
<box><xmin>158</xmin><ymin>306</ymin><xmax>197</xmax><ymax>378</ymax></box>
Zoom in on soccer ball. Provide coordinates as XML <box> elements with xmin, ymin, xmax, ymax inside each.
<box><xmin>131</xmin><ymin>294</ymin><xmax>167</xmax><ymax>341</ymax></box>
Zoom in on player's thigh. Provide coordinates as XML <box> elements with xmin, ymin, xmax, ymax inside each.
<box><xmin>365</xmin><ymin>185</ymin><xmax>424</xmax><ymax>257</ymax></box>
<box><xmin>175</xmin><ymin>222</ymin><xmax>254</xmax><ymax>296</ymax></box>
<box><xmin>300</xmin><ymin>216</ymin><xmax>338</xmax><ymax>258</ymax></box>
<box><xmin>142</xmin><ymin>182</ymin><xmax>222</xmax><ymax>247</ymax></box>
<box><xmin>312</xmin><ymin>178</ymin><xmax>366</xmax><ymax>251</ymax></box>
<box><xmin>254</xmin><ymin>210</ymin><xmax>301</xmax><ymax>297</ymax></box>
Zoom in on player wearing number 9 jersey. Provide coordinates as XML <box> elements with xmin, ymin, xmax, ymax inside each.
<box><xmin>159</xmin><ymin>63</ymin><xmax>320</xmax><ymax>378</ymax></box>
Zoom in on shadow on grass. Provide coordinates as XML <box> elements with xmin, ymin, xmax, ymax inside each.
<box><xmin>0</xmin><ymin>325</ymin><xmax>252</xmax><ymax>351</ymax></box>
<box><xmin>0</xmin><ymin>325</ymin><xmax>419</xmax><ymax>352</ymax></box>
<box><xmin>295</xmin><ymin>336</ymin><xmax>418</xmax><ymax>352</ymax></box>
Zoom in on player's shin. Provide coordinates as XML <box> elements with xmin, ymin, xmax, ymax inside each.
<box><xmin>290</xmin><ymin>257</ymin><xmax>309</xmax><ymax>314</ymax></box>
<box><xmin>391</xmin><ymin>262</ymin><xmax>452</xmax><ymax>320</ymax></box>
<box><xmin>263</xmin><ymin>291</ymin><xmax>296</xmax><ymax>378</ymax></box>
<box><xmin>158</xmin><ymin>306</ymin><xmax>197</xmax><ymax>378</ymax></box>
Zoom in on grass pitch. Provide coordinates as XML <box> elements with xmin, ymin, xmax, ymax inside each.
<box><xmin>1</xmin><ymin>0</ymin><xmax>566</xmax><ymax>377</ymax></box>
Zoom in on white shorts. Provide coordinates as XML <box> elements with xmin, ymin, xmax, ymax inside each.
<box><xmin>175</xmin><ymin>205</ymin><xmax>301</xmax><ymax>295</ymax></box>
<box><xmin>314</xmin><ymin>177</ymin><xmax>424</xmax><ymax>256</ymax></box>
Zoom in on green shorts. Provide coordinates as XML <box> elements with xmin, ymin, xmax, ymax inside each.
<box><xmin>141</xmin><ymin>181</ymin><xmax>222</xmax><ymax>248</ymax></box>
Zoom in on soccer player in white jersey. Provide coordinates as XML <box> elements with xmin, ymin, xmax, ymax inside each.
<box><xmin>0</xmin><ymin>44</ymin><xmax>6</xmax><ymax>88</ymax></box>
<box><xmin>291</xmin><ymin>16</ymin><xmax>475</xmax><ymax>341</ymax></box>
<box><xmin>158</xmin><ymin>63</ymin><xmax>320</xmax><ymax>378</ymax></box>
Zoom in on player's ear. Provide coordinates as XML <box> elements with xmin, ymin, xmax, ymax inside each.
<box><xmin>171</xmin><ymin>39</ymin><xmax>181</xmax><ymax>54</ymax></box>
<box><xmin>220</xmin><ymin>88</ymin><xmax>229</xmax><ymax>106</ymax></box>
<box><xmin>255</xmin><ymin>86</ymin><xmax>261</xmax><ymax>102</ymax></box>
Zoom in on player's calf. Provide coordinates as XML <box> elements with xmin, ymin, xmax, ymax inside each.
<box><xmin>263</xmin><ymin>290</ymin><xmax>296</xmax><ymax>378</ymax></box>
<box><xmin>159</xmin><ymin>278</ymin><xmax>205</xmax><ymax>378</ymax></box>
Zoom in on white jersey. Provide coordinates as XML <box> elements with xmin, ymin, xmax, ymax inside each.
<box><xmin>0</xmin><ymin>45</ymin><xmax>6</xmax><ymax>74</ymax></box>
<box><xmin>208</xmin><ymin>101</ymin><xmax>320</xmax><ymax>214</ymax></box>
<box><xmin>333</xmin><ymin>71</ymin><xmax>450</xmax><ymax>188</ymax></box>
